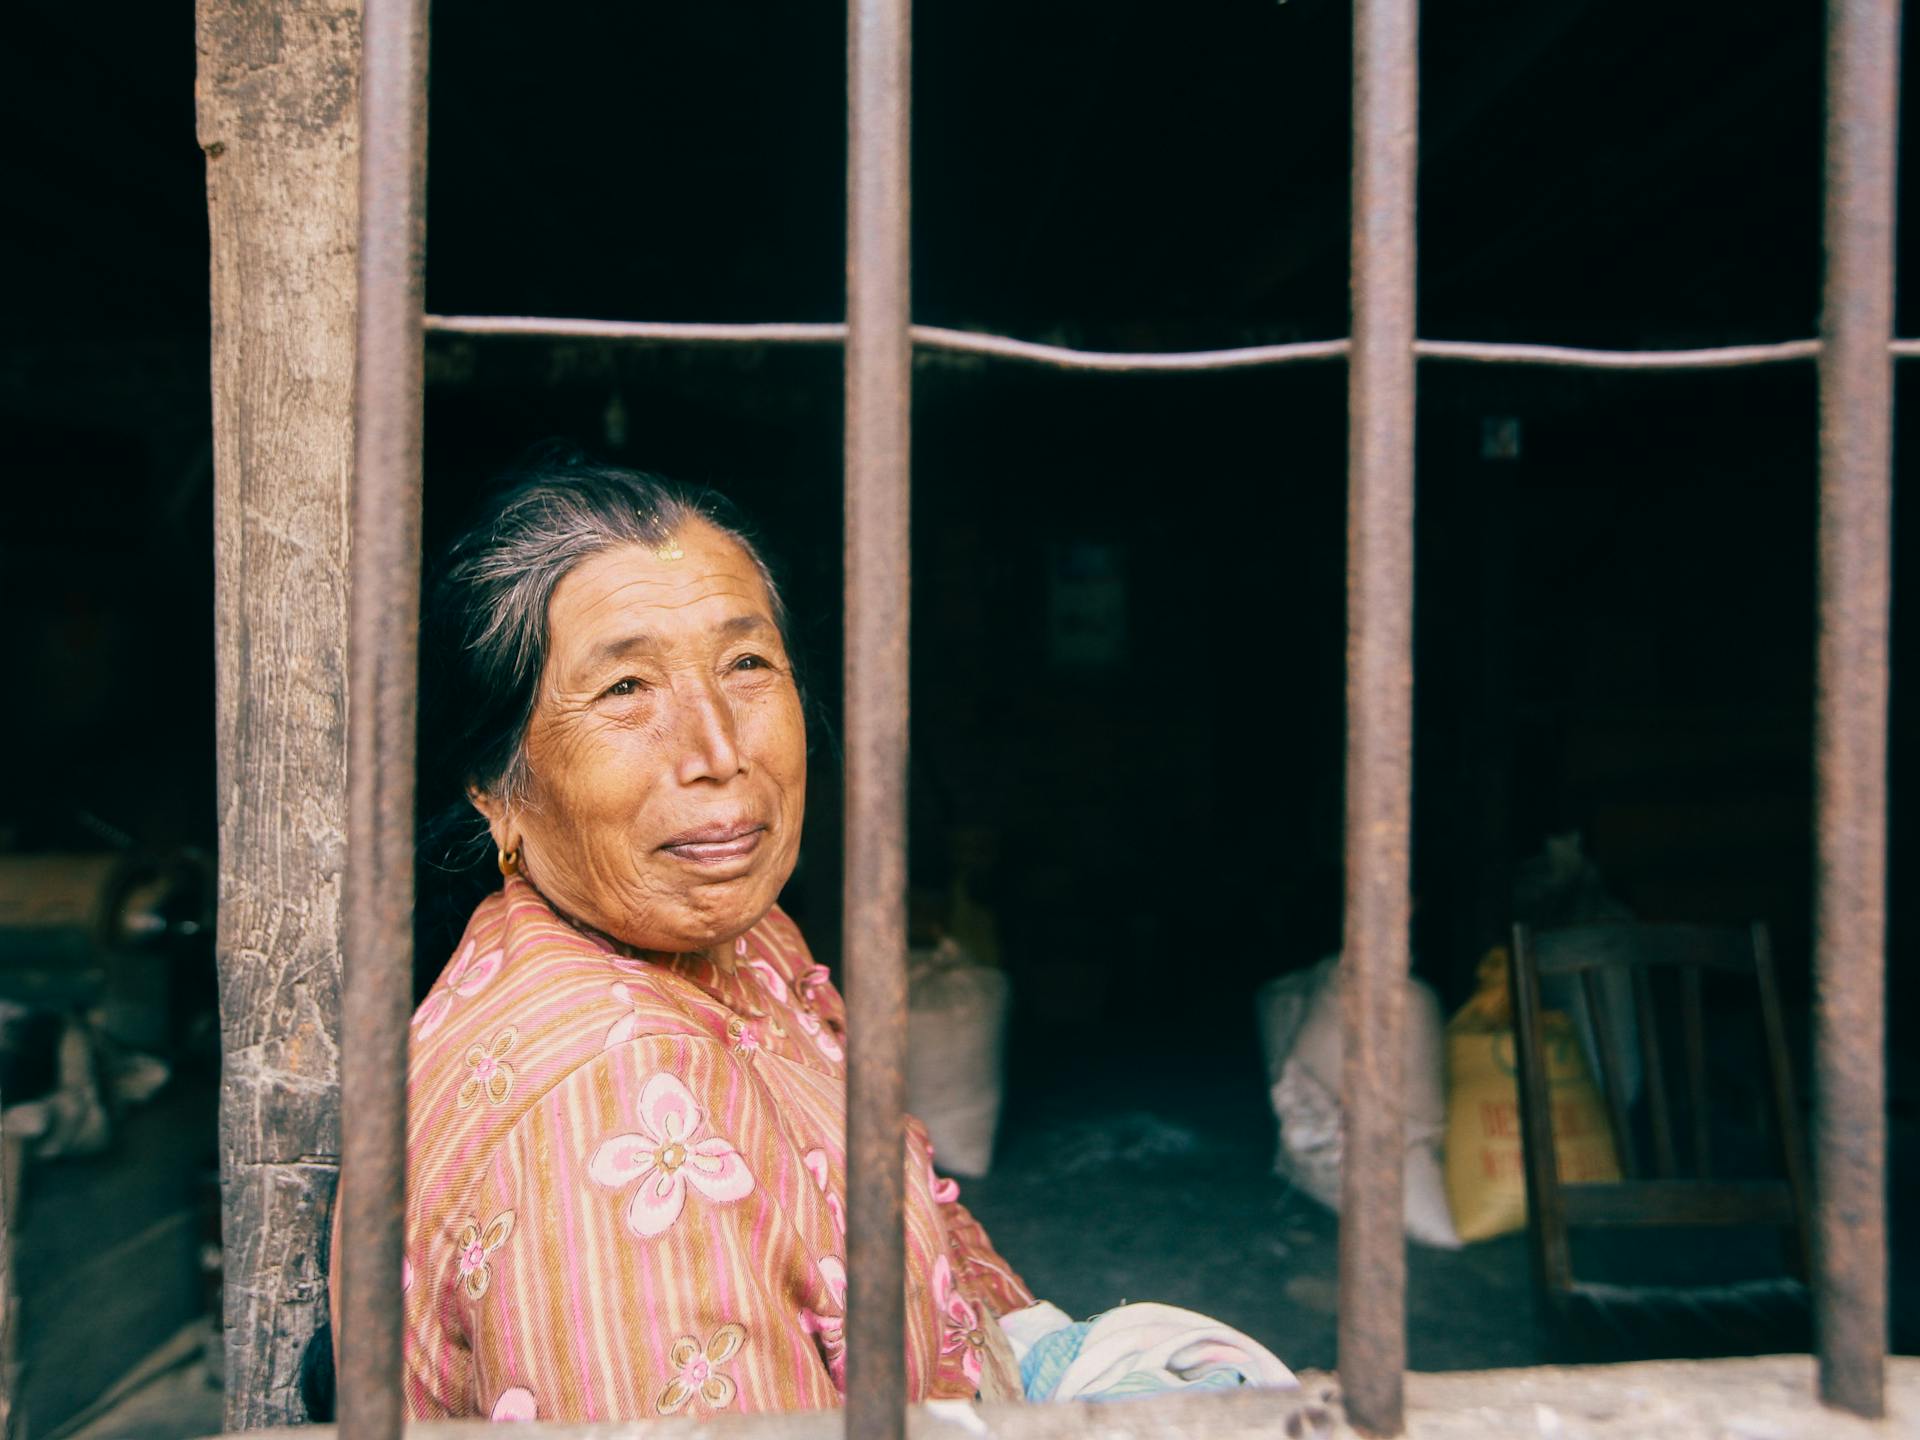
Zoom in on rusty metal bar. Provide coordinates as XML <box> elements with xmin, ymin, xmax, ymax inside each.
<box><xmin>1813</xmin><ymin>0</ymin><xmax>1898</xmax><ymax>1418</ymax></box>
<box><xmin>1338</xmin><ymin>0</ymin><xmax>1417</xmax><ymax>1433</ymax></box>
<box><xmin>338</xmin><ymin>0</ymin><xmax>429</xmax><ymax>1435</ymax></box>
<box><xmin>842</xmin><ymin>0</ymin><xmax>912</xmax><ymax>1435</ymax></box>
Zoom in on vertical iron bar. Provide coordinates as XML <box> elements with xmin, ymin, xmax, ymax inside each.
<box><xmin>1339</xmin><ymin>0</ymin><xmax>1418</xmax><ymax>1433</ymax></box>
<box><xmin>843</xmin><ymin>0</ymin><xmax>912</xmax><ymax>1436</ymax></box>
<box><xmin>1752</xmin><ymin>926</ymin><xmax>1816</xmax><ymax>1284</ymax></box>
<box><xmin>1682</xmin><ymin>967</ymin><xmax>1711</xmax><ymax>1177</ymax></box>
<box><xmin>339</xmin><ymin>0</ymin><xmax>429</xmax><ymax>1434</ymax></box>
<box><xmin>1814</xmin><ymin>0</ymin><xmax>1898</xmax><ymax>1415</ymax></box>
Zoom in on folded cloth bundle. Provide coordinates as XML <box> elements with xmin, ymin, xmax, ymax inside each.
<box><xmin>998</xmin><ymin>1300</ymin><xmax>1298</xmax><ymax>1404</ymax></box>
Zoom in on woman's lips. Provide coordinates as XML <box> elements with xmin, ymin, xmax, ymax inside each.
<box><xmin>659</xmin><ymin>820</ymin><xmax>766</xmax><ymax>865</ymax></box>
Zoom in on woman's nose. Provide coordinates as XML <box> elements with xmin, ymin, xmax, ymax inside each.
<box><xmin>673</xmin><ymin>680</ymin><xmax>744</xmax><ymax>785</ymax></box>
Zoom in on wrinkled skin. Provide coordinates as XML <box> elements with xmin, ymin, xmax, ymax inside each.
<box><xmin>471</xmin><ymin>522</ymin><xmax>807</xmax><ymax>956</ymax></box>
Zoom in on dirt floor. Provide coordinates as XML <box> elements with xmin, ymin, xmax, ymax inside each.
<box><xmin>957</xmin><ymin>1041</ymin><xmax>1546</xmax><ymax>1376</ymax></box>
<box><xmin>62</xmin><ymin>1328</ymin><xmax>222</xmax><ymax>1440</ymax></box>
<box><xmin>957</xmin><ymin>1031</ymin><xmax>1920</xmax><ymax>1376</ymax></box>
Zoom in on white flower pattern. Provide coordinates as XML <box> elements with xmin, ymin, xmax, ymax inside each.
<box><xmin>803</xmin><ymin>1147</ymin><xmax>848</xmax><ymax>1237</ymax></box>
<box><xmin>490</xmin><ymin>1385</ymin><xmax>537</xmax><ymax>1421</ymax></box>
<box><xmin>588</xmin><ymin>1072</ymin><xmax>755</xmax><ymax>1237</ymax></box>
<box><xmin>799</xmin><ymin>1255</ymin><xmax>848</xmax><ymax>1390</ymax></box>
<box><xmin>784</xmin><ymin>956</ymin><xmax>844</xmax><ymax>1062</ymax></box>
<box><xmin>413</xmin><ymin>939</ymin><xmax>505</xmax><ymax>1038</ymax></box>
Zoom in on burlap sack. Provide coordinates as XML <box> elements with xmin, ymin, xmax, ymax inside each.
<box><xmin>1444</xmin><ymin>948</ymin><xmax>1620</xmax><ymax>1243</ymax></box>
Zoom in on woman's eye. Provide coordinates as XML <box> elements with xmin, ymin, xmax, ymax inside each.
<box><xmin>732</xmin><ymin>654</ymin><xmax>770</xmax><ymax>672</ymax></box>
<box><xmin>604</xmin><ymin>678</ymin><xmax>643</xmax><ymax>698</ymax></box>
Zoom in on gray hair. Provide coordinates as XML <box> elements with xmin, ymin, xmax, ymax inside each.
<box><xmin>427</xmin><ymin>448</ymin><xmax>792</xmax><ymax>810</ymax></box>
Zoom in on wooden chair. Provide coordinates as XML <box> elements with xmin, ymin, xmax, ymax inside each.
<box><xmin>1508</xmin><ymin>921</ymin><xmax>1814</xmax><ymax>1357</ymax></box>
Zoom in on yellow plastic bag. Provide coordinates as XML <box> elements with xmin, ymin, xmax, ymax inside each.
<box><xmin>1444</xmin><ymin>949</ymin><xmax>1620</xmax><ymax>1242</ymax></box>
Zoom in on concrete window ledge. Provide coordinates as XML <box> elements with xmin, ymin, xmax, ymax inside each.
<box><xmin>215</xmin><ymin>1355</ymin><xmax>1918</xmax><ymax>1440</ymax></box>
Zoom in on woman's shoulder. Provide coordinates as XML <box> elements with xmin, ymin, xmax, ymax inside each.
<box><xmin>406</xmin><ymin>885</ymin><xmax>714</xmax><ymax>1133</ymax></box>
<box><xmin>746</xmin><ymin>905</ymin><xmax>824</xmax><ymax>986</ymax></box>
<box><xmin>412</xmin><ymin>884</ymin><xmax>631</xmax><ymax>1027</ymax></box>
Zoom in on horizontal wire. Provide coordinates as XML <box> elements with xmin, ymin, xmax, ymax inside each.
<box><xmin>1415</xmin><ymin>337</ymin><xmax>1825</xmax><ymax>369</ymax></box>
<box><xmin>426</xmin><ymin>314</ymin><xmax>1916</xmax><ymax>371</ymax></box>
<box><xmin>425</xmin><ymin>313</ymin><xmax>1345</xmax><ymax>366</ymax></box>
<box><xmin>911</xmin><ymin>325</ymin><xmax>1349</xmax><ymax>369</ymax></box>
<box><xmin>424</xmin><ymin>315</ymin><xmax>848</xmax><ymax>344</ymax></box>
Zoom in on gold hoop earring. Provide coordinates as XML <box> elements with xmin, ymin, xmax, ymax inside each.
<box><xmin>498</xmin><ymin>846</ymin><xmax>521</xmax><ymax>878</ymax></box>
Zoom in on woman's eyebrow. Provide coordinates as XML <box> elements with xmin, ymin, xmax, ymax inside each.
<box><xmin>580</xmin><ymin>615</ymin><xmax>775</xmax><ymax>673</ymax></box>
<box><xmin>582</xmin><ymin>631</ymin><xmax>664</xmax><ymax>670</ymax></box>
<box><xmin>716</xmin><ymin>613</ymin><xmax>777</xmax><ymax>641</ymax></box>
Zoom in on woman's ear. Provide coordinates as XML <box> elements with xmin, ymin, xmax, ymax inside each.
<box><xmin>468</xmin><ymin>783</ymin><xmax>513</xmax><ymax>853</ymax></box>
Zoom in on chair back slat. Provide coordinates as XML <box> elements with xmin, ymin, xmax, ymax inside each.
<box><xmin>1633</xmin><ymin>967</ymin><xmax>1679</xmax><ymax>1177</ymax></box>
<box><xmin>1581</xmin><ymin>967</ymin><xmax>1641</xmax><ymax>1178</ymax></box>
<box><xmin>1681</xmin><ymin>966</ymin><xmax>1713</xmax><ymax>1178</ymax></box>
<box><xmin>1509</xmin><ymin>926</ymin><xmax>1574</xmax><ymax>1296</ymax></box>
<box><xmin>1561</xmin><ymin>1178</ymin><xmax>1798</xmax><ymax>1228</ymax></box>
<box><xmin>1751</xmin><ymin>923</ymin><xmax>1813</xmax><ymax>1281</ymax></box>
<box><xmin>1529</xmin><ymin>923</ymin><xmax>1755</xmax><ymax>977</ymax></box>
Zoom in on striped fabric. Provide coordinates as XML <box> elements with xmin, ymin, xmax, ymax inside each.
<box><xmin>349</xmin><ymin>878</ymin><xmax>1032</xmax><ymax>1421</ymax></box>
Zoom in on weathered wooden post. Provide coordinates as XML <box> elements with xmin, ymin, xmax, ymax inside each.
<box><xmin>195</xmin><ymin>1</ymin><xmax>361</xmax><ymax>1425</ymax></box>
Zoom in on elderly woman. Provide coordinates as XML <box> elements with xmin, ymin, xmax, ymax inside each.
<box><xmin>360</xmin><ymin>453</ymin><xmax>1032</xmax><ymax>1420</ymax></box>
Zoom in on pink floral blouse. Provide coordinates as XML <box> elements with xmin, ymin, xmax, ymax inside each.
<box><xmin>339</xmin><ymin>878</ymin><xmax>1032</xmax><ymax>1421</ymax></box>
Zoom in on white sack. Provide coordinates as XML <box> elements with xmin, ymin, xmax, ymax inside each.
<box><xmin>907</xmin><ymin>939</ymin><xmax>1009</xmax><ymax>1178</ymax></box>
<box><xmin>1256</xmin><ymin>957</ymin><xmax>1460</xmax><ymax>1249</ymax></box>
<box><xmin>1254</xmin><ymin>960</ymin><xmax>1330</xmax><ymax>1089</ymax></box>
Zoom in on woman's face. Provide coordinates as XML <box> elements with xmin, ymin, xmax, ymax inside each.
<box><xmin>476</xmin><ymin>522</ymin><xmax>807</xmax><ymax>954</ymax></box>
